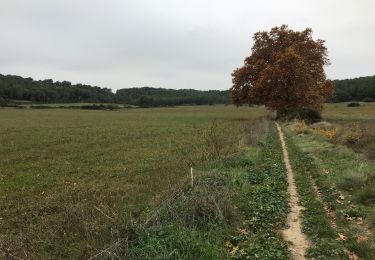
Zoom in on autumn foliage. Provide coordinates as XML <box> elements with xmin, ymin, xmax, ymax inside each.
<box><xmin>231</xmin><ymin>25</ymin><xmax>334</xmax><ymax>114</ymax></box>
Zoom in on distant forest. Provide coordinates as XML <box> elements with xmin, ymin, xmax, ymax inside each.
<box><xmin>116</xmin><ymin>87</ymin><xmax>229</xmax><ymax>107</ymax></box>
<box><xmin>331</xmin><ymin>76</ymin><xmax>375</xmax><ymax>102</ymax></box>
<box><xmin>0</xmin><ymin>73</ymin><xmax>374</xmax><ymax>107</ymax></box>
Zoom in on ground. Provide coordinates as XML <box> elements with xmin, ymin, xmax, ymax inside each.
<box><xmin>0</xmin><ymin>105</ymin><xmax>263</xmax><ymax>258</ymax></box>
<box><xmin>0</xmin><ymin>103</ymin><xmax>374</xmax><ymax>259</ymax></box>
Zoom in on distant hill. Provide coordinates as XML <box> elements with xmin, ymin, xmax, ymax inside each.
<box><xmin>1</xmin><ymin>73</ymin><xmax>374</xmax><ymax>107</ymax></box>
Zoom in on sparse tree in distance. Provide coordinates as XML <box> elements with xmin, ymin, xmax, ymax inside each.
<box><xmin>231</xmin><ymin>25</ymin><xmax>334</xmax><ymax>117</ymax></box>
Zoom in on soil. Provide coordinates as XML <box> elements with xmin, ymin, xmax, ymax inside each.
<box><xmin>276</xmin><ymin>123</ymin><xmax>310</xmax><ymax>260</ymax></box>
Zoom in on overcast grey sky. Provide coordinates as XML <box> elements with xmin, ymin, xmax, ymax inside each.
<box><xmin>0</xmin><ymin>0</ymin><xmax>374</xmax><ymax>90</ymax></box>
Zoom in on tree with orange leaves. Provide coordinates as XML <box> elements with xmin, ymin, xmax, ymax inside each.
<box><xmin>231</xmin><ymin>25</ymin><xmax>333</xmax><ymax>116</ymax></box>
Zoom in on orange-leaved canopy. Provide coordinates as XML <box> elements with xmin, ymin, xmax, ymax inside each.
<box><xmin>231</xmin><ymin>25</ymin><xmax>334</xmax><ymax>114</ymax></box>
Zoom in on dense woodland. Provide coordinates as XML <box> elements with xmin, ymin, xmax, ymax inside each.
<box><xmin>0</xmin><ymin>73</ymin><xmax>374</xmax><ymax>107</ymax></box>
<box><xmin>0</xmin><ymin>74</ymin><xmax>114</xmax><ymax>104</ymax></box>
<box><xmin>116</xmin><ymin>87</ymin><xmax>230</xmax><ymax>107</ymax></box>
<box><xmin>331</xmin><ymin>76</ymin><xmax>375</xmax><ymax>102</ymax></box>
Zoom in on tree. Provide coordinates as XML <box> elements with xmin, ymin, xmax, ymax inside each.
<box><xmin>231</xmin><ymin>25</ymin><xmax>334</xmax><ymax>115</ymax></box>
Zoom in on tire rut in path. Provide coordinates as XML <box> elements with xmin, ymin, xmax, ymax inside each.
<box><xmin>276</xmin><ymin>123</ymin><xmax>310</xmax><ymax>260</ymax></box>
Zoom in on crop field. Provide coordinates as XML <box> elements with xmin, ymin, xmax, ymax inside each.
<box><xmin>1</xmin><ymin>103</ymin><xmax>374</xmax><ymax>259</ymax></box>
<box><xmin>0</xmin><ymin>105</ymin><xmax>264</xmax><ymax>259</ymax></box>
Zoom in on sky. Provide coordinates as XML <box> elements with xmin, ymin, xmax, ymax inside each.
<box><xmin>0</xmin><ymin>0</ymin><xmax>374</xmax><ymax>91</ymax></box>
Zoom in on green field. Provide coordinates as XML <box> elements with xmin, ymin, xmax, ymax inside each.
<box><xmin>1</xmin><ymin>103</ymin><xmax>374</xmax><ymax>259</ymax></box>
<box><xmin>0</xmin><ymin>106</ymin><xmax>264</xmax><ymax>258</ymax></box>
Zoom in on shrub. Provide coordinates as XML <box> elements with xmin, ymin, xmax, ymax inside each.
<box><xmin>362</xmin><ymin>97</ymin><xmax>374</xmax><ymax>102</ymax></box>
<box><xmin>293</xmin><ymin>120</ymin><xmax>310</xmax><ymax>135</ymax></box>
<box><xmin>277</xmin><ymin>108</ymin><xmax>322</xmax><ymax>124</ymax></box>
<box><xmin>80</xmin><ymin>104</ymin><xmax>120</xmax><ymax>110</ymax></box>
<box><xmin>0</xmin><ymin>96</ymin><xmax>7</xmax><ymax>106</ymax></box>
<box><xmin>346</xmin><ymin>133</ymin><xmax>361</xmax><ymax>144</ymax></box>
<box><xmin>30</xmin><ymin>105</ymin><xmax>54</xmax><ymax>109</ymax></box>
<box><xmin>347</xmin><ymin>102</ymin><xmax>361</xmax><ymax>107</ymax></box>
<box><xmin>298</xmin><ymin>108</ymin><xmax>322</xmax><ymax>124</ymax></box>
<box><xmin>243</xmin><ymin>117</ymin><xmax>267</xmax><ymax>146</ymax></box>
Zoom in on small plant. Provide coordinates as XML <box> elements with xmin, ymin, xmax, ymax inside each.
<box><xmin>243</xmin><ymin>117</ymin><xmax>267</xmax><ymax>146</ymax></box>
<box><xmin>346</xmin><ymin>133</ymin><xmax>361</xmax><ymax>144</ymax></box>
<box><xmin>318</xmin><ymin>128</ymin><xmax>337</xmax><ymax>139</ymax></box>
<box><xmin>293</xmin><ymin>120</ymin><xmax>310</xmax><ymax>134</ymax></box>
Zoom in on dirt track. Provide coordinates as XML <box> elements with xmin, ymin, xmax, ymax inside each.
<box><xmin>276</xmin><ymin>123</ymin><xmax>310</xmax><ymax>260</ymax></box>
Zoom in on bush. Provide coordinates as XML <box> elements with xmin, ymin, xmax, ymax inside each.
<box><xmin>347</xmin><ymin>102</ymin><xmax>361</xmax><ymax>107</ymax></box>
<box><xmin>362</xmin><ymin>97</ymin><xmax>374</xmax><ymax>102</ymax></box>
<box><xmin>80</xmin><ymin>104</ymin><xmax>120</xmax><ymax>110</ymax></box>
<box><xmin>30</xmin><ymin>105</ymin><xmax>54</xmax><ymax>109</ymax></box>
<box><xmin>277</xmin><ymin>108</ymin><xmax>322</xmax><ymax>124</ymax></box>
<box><xmin>298</xmin><ymin>108</ymin><xmax>322</xmax><ymax>123</ymax></box>
<box><xmin>0</xmin><ymin>96</ymin><xmax>7</xmax><ymax>106</ymax></box>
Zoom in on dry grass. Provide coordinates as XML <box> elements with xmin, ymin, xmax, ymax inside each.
<box><xmin>324</xmin><ymin>103</ymin><xmax>375</xmax><ymax>160</ymax></box>
<box><xmin>288</xmin><ymin>102</ymin><xmax>375</xmax><ymax>259</ymax></box>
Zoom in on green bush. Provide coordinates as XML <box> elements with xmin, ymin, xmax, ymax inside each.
<box><xmin>277</xmin><ymin>108</ymin><xmax>322</xmax><ymax>124</ymax></box>
<box><xmin>30</xmin><ymin>105</ymin><xmax>54</xmax><ymax>109</ymax></box>
<box><xmin>298</xmin><ymin>108</ymin><xmax>322</xmax><ymax>123</ymax></box>
<box><xmin>347</xmin><ymin>102</ymin><xmax>361</xmax><ymax>107</ymax></box>
<box><xmin>0</xmin><ymin>96</ymin><xmax>7</xmax><ymax>106</ymax></box>
<box><xmin>80</xmin><ymin>104</ymin><xmax>120</xmax><ymax>110</ymax></box>
<box><xmin>362</xmin><ymin>97</ymin><xmax>374</xmax><ymax>102</ymax></box>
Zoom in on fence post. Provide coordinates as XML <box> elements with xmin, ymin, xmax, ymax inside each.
<box><xmin>190</xmin><ymin>167</ymin><xmax>194</xmax><ymax>187</ymax></box>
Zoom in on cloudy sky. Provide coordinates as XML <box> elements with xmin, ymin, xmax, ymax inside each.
<box><xmin>1</xmin><ymin>0</ymin><xmax>374</xmax><ymax>90</ymax></box>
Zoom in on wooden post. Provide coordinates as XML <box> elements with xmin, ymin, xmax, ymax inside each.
<box><xmin>190</xmin><ymin>167</ymin><xmax>194</xmax><ymax>187</ymax></box>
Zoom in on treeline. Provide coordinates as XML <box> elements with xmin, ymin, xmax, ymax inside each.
<box><xmin>0</xmin><ymin>74</ymin><xmax>230</xmax><ymax>106</ymax></box>
<box><xmin>331</xmin><ymin>75</ymin><xmax>375</xmax><ymax>102</ymax></box>
<box><xmin>1</xmin><ymin>73</ymin><xmax>374</xmax><ymax>107</ymax></box>
<box><xmin>0</xmin><ymin>74</ymin><xmax>114</xmax><ymax>104</ymax></box>
<box><xmin>116</xmin><ymin>87</ymin><xmax>230</xmax><ymax>107</ymax></box>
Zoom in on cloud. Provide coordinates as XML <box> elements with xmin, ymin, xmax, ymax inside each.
<box><xmin>0</xmin><ymin>0</ymin><xmax>374</xmax><ymax>90</ymax></box>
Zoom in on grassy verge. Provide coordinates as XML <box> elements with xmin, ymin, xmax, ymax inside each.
<box><xmin>114</xmin><ymin>121</ymin><xmax>290</xmax><ymax>259</ymax></box>
<box><xmin>283</xmin><ymin>130</ymin><xmax>348</xmax><ymax>259</ymax></box>
<box><xmin>285</xmin><ymin>123</ymin><xmax>375</xmax><ymax>259</ymax></box>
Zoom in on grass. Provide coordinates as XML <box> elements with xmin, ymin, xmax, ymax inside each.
<box><xmin>0</xmin><ymin>105</ymin><xmax>265</xmax><ymax>259</ymax></box>
<box><xmin>323</xmin><ymin>102</ymin><xmax>375</xmax><ymax>160</ymax></box>
<box><xmin>2</xmin><ymin>102</ymin><xmax>374</xmax><ymax>258</ymax></box>
<box><xmin>283</xmin><ymin>131</ymin><xmax>348</xmax><ymax>259</ymax></box>
<box><xmin>285</xmin><ymin>102</ymin><xmax>375</xmax><ymax>259</ymax></box>
<box><xmin>230</xmin><ymin>123</ymin><xmax>290</xmax><ymax>259</ymax></box>
<box><xmin>122</xmin><ymin>120</ymin><xmax>290</xmax><ymax>259</ymax></box>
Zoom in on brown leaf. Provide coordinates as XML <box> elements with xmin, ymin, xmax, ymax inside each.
<box><xmin>337</xmin><ymin>233</ymin><xmax>347</xmax><ymax>241</ymax></box>
<box><xmin>356</xmin><ymin>236</ymin><xmax>366</xmax><ymax>243</ymax></box>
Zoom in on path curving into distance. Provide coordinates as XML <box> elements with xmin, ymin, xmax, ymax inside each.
<box><xmin>276</xmin><ymin>123</ymin><xmax>310</xmax><ymax>260</ymax></box>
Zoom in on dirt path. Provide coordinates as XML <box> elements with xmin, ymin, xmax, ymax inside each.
<box><xmin>276</xmin><ymin>123</ymin><xmax>310</xmax><ymax>260</ymax></box>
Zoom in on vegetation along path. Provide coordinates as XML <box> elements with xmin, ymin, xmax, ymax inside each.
<box><xmin>276</xmin><ymin>123</ymin><xmax>310</xmax><ymax>259</ymax></box>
